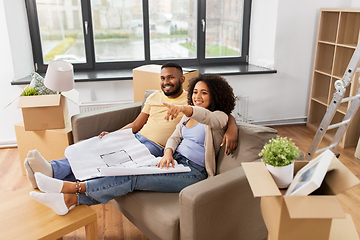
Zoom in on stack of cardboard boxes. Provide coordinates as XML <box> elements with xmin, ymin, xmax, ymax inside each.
<box><xmin>15</xmin><ymin>94</ymin><xmax>73</xmax><ymax>175</ymax></box>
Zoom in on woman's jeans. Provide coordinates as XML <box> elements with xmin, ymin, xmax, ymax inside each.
<box><xmin>78</xmin><ymin>153</ymin><xmax>207</xmax><ymax>206</ymax></box>
<box><xmin>50</xmin><ymin>133</ymin><xmax>164</xmax><ymax>182</ymax></box>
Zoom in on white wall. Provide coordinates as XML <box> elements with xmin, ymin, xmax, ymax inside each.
<box><xmin>0</xmin><ymin>0</ymin><xmax>357</xmax><ymax>146</ymax></box>
<box><xmin>243</xmin><ymin>0</ymin><xmax>353</xmax><ymax>123</ymax></box>
<box><xmin>0</xmin><ymin>0</ymin><xmax>25</xmax><ymax>146</ymax></box>
<box><xmin>352</xmin><ymin>0</ymin><xmax>360</xmax><ymax>8</ymax></box>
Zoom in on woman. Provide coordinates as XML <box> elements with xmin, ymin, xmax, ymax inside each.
<box><xmin>30</xmin><ymin>74</ymin><xmax>236</xmax><ymax>215</ymax></box>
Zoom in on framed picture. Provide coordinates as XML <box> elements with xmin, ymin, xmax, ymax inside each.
<box><xmin>285</xmin><ymin>149</ymin><xmax>334</xmax><ymax>196</ymax></box>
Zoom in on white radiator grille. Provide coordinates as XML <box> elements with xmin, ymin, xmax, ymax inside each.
<box><xmin>234</xmin><ymin>96</ymin><xmax>249</xmax><ymax>123</ymax></box>
<box><xmin>79</xmin><ymin>101</ymin><xmax>132</xmax><ymax>113</ymax></box>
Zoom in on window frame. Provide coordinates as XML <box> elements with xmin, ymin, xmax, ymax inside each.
<box><xmin>25</xmin><ymin>0</ymin><xmax>252</xmax><ymax>73</ymax></box>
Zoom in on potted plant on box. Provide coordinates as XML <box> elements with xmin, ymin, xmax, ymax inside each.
<box><xmin>259</xmin><ymin>135</ymin><xmax>301</xmax><ymax>188</ymax></box>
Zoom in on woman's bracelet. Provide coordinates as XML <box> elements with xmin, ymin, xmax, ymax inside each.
<box><xmin>76</xmin><ymin>180</ymin><xmax>82</xmax><ymax>194</ymax></box>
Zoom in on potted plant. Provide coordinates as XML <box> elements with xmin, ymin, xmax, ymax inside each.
<box><xmin>259</xmin><ymin>135</ymin><xmax>301</xmax><ymax>188</ymax></box>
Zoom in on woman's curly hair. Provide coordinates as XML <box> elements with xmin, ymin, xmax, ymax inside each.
<box><xmin>187</xmin><ymin>74</ymin><xmax>236</xmax><ymax>115</ymax></box>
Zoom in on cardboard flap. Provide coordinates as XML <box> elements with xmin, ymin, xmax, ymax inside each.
<box><xmin>4</xmin><ymin>94</ymin><xmax>20</xmax><ymax>109</ymax></box>
<box><xmin>183</xmin><ymin>67</ymin><xmax>197</xmax><ymax>73</ymax></box>
<box><xmin>322</xmin><ymin>156</ymin><xmax>360</xmax><ymax>195</ymax></box>
<box><xmin>61</xmin><ymin>89</ymin><xmax>79</xmax><ymax>104</ymax></box>
<box><xmin>134</xmin><ymin>65</ymin><xmax>161</xmax><ymax>73</ymax></box>
<box><xmin>284</xmin><ymin>196</ymin><xmax>345</xmax><ymax>219</ymax></box>
<box><xmin>330</xmin><ymin>214</ymin><xmax>359</xmax><ymax>240</ymax></box>
<box><xmin>17</xmin><ymin>94</ymin><xmax>61</xmax><ymax>108</ymax></box>
<box><xmin>242</xmin><ymin>162</ymin><xmax>282</xmax><ymax>197</ymax></box>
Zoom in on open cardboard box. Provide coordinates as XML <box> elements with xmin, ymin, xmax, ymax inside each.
<box><xmin>16</xmin><ymin>90</ymin><xmax>79</xmax><ymax>131</ymax></box>
<box><xmin>132</xmin><ymin>64</ymin><xmax>199</xmax><ymax>102</ymax></box>
<box><xmin>18</xmin><ymin>94</ymin><xmax>68</xmax><ymax>131</ymax></box>
<box><xmin>242</xmin><ymin>156</ymin><xmax>360</xmax><ymax>240</ymax></box>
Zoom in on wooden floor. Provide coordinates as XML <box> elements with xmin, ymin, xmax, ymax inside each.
<box><xmin>1</xmin><ymin>124</ymin><xmax>360</xmax><ymax>239</ymax></box>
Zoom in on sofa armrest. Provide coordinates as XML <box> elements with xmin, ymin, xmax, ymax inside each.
<box><xmin>71</xmin><ymin>102</ymin><xmax>142</xmax><ymax>143</ymax></box>
<box><xmin>179</xmin><ymin>167</ymin><xmax>267</xmax><ymax>240</ymax></box>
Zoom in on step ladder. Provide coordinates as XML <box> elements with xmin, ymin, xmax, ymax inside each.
<box><xmin>305</xmin><ymin>40</ymin><xmax>360</xmax><ymax>160</ymax></box>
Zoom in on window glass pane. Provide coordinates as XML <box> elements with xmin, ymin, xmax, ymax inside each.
<box><xmin>205</xmin><ymin>0</ymin><xmax>243</xmax><ymax>58</ymax></box>
<box><xmin>149</xmin><ymin>0</ymin><xmax>197</xmax><ymax>60</ymax></box>
<box><xmin>36</xmin><ymin>0</ymin><xmax>86</xmax><ymax>64</ymax></box>
<box><xmin>91</xmin><ymin>0</ymin><xmax>144</xmax><ymax>62</ymax></box>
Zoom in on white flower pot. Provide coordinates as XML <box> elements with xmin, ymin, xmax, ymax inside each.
<box><xmin>266</xmin><ymin>162</ymin><xmax>294</xmax><ymax>189</ymax></box>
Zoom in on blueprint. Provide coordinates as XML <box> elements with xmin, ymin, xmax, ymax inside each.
<box><xmin>65</xmin><ymin>129</ymin><xmax>191</xmax><ymax>180</ymax></box>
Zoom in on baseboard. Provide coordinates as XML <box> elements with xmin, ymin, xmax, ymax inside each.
<box><xmin>253</xmin><ymin>117</ymin><xmax>307</xmax><ymax>126</ymax></box>
<box><xmin>0</xmin><ymin>140</ymin><xmax>17</xmax><ymax>149</ymax></box>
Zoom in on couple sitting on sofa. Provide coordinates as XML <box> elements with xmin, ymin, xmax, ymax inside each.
<box><xmin>24</xmin><ymin>62</ymin><xmax>238</xmax><ymax>215</ymax></box>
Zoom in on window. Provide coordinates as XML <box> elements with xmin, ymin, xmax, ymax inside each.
<box><xmin>25</xmin><ymin>0</ymin><xmax>251</xmax><ymax>73</ymax></box>
<box><xmin>148</xmin><ymin>0</ymin><xmax>197</xmax><ymax>60</ymax></box>
<box><xmin>34</xmin><ymin>0</ymin><xmax>86</xmax><ymax>64</ymax></box>
<box><xmin>91</xmin><ymin>0</ymin><xmax>145</xmax><ymax>62</ymax></box>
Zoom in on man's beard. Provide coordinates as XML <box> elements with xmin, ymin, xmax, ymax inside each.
<box><xmin>162</xmin><ymin>80</ymin><xmax>182</xmax><ymax>96</ymax></box>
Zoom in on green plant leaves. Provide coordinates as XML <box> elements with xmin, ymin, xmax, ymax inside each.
<box><xmin>259</xmin><ymin>135</ymin><xmax>301</xmax><ymax>167</ymax></box>
<box><xmin>20</xmin><ymin>86</ymin><xmax>38</xmax><ymax>96</ymax></box>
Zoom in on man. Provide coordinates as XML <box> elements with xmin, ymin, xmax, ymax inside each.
<box><xmin>24</xmin><ymin>62</ymin><xmax>238</xmax><ymax>188</ymax></box>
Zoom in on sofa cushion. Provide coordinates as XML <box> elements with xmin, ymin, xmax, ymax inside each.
<box><xmin>216</xmin><ymin>122</ymin><xmax>277</xmax><ymax>174</ymax></box>
<box><xmin>111</xmin><ymin>191</ymin><xmax>180</xmax><ymax>240</ymax></box>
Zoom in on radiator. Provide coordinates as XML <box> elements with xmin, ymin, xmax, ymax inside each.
<box><xmin>79</xmin><ymin>101</ymin><xmax>132</xmax><ymax>113</ymax></box>
<box><xmin>234</xmin><ymin>96</ymin><xmax>249</xmax><ymax>123</ymax></box>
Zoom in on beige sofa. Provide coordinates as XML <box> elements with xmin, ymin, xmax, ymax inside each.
<box><xmin>71</xmin><ymin>91</ymin><xmax>277</xmax><ymax>240</ymax></box>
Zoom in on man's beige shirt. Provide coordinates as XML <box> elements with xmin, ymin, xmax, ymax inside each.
<box><xmin>138</xmin><ymin>90</ymin><xmax>188</xmax><ymax>147</ymax></box>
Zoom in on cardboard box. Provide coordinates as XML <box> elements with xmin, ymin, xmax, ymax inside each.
<box><xmin>133</xmin><ymin>64</ymin><xmax>199</xmax><ymax>102</ymax></box>
<box><xmin>268</xmin><ymin>213</ymin><xmax>360</xmax><ymax>240</ymax></box>
<box><xmin>15</xmin><ymin>122</ymin><xmax>73</xmax><ymax>175</ymax></box>
<box><xmin>17</xmin><ymin>94</ymin><xmax>68</xmax><ymax>131</ymax></box>
<box><xmin>242</xmin><ymin>157</ymin><xmax>360</xmax><ymax>240</ymax></box>
<box><xmin>329</xmin><ymin>214</ymin><xmax>359</xmax><ymax>240</ymax></box>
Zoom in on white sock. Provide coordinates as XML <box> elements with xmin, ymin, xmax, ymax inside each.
<box><xmin>24</xmin><ymin>150</ymin><xmax>53</xmax><ymax>189</ymax></box>
<box><xmin>35</xmin><ymin>172</ymin><xmax>64</xmax><ymax>193</ymax></box>
<box><xmin>24</xmin><ymin>160</ymin><xmax>38</xmax><ymax>189</ymax></box>
<box><xmin>30</xmin><ymin>191</ymin><xmax>70</xmax><ymax>215</ymax></box>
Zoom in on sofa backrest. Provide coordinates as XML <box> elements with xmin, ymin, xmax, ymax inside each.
<box><xmin>216</xmin><ymin>122</ymin><xmax>277</xmax><ymax>175</ymax></box>
<box><xmin>142</xmin><ymin>90</ymin><xmax>156</xmax><ymax>108</ymax></box>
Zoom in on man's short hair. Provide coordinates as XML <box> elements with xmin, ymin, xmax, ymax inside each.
<box><xmin>161</xmin><ymin>62</ymin><xmax>183</xmax><ymax>74</ymax></box>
